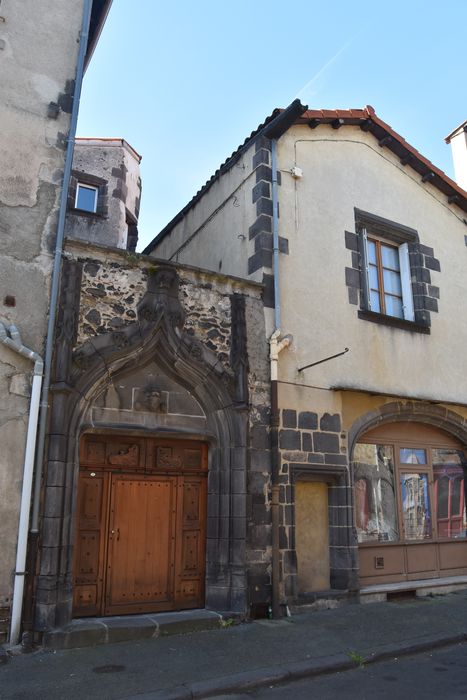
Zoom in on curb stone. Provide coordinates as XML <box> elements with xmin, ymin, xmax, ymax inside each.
<box><xmin>122</xmin><ymin>631</ymin><xmax>467</xmax><ymax>699</ymax></box>
<box><xmin>364</xmin><ymin>632</ymin><xmax>467</xmax><ymax>665</ymax></box>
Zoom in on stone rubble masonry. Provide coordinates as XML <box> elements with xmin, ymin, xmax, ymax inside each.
<box><xmin>77</xmin><ymin>256</ymin><xmax>233</xmax><ymax>370</ymax></box>
<box><xmin>276</xmin><ymin>408</ymin><xmax>357</xmax><ymax>600</ymax></box>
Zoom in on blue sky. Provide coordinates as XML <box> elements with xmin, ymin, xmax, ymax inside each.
<box><xmin>78</xmin><ymin>0</ymin><xmax>467</xmax><ymax>251</ymax></box>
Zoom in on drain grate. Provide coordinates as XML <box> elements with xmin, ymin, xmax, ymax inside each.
<box><xmin>387</xmin><ymin>590</ymin><xmax>416</xmax><ymax>603</ymax></box>
<box><xmin>92</xmin><ymin>664</ymin><xmax>126</xmax><ymax>674</ymax></box>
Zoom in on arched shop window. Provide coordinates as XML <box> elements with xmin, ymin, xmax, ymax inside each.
<box><xmin>353</xmin><ymin>426</ymin><xmax>467</xmax><ymax>543</ymax></box>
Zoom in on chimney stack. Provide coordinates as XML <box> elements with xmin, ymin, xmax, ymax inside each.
<box><xmin>445</xmin><ymin>121</ymin><xmax>467</xmax><ymax>192</ymax></box>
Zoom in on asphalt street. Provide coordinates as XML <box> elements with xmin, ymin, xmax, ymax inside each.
<box><xmin>221</xmin><ymin>642</ymin><xmax>467</xmax><ymax>699</ymax></box>
<box><xmin>2</xmin><ymin>592</ymin><xmax>467</xmax><ymax>699</ymax></box>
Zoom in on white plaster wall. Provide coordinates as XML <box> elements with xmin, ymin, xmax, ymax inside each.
<box><xmin>150</xmin><ymin>145</ymin><xmax>257</xmax><ymax>279</ymax></box>
<box><xmin>276</xmin><ymin>124</ymin><xmax>467</xmax><ymax>405</ymax></box>
<box><xmin>0</xmin><ymin>0</ymin><xmax>85</xmax><ymax>613</ymax></box>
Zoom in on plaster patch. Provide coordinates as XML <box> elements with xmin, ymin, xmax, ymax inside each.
<box><xmin>9</xmin><ymin>373</ymin><xmax>31</xmax><ymax>398</ymax></box>
<box><xmin>31</xmin><ymin>73</ymin><xmax>61</xmax><ymax>103</ymax></box>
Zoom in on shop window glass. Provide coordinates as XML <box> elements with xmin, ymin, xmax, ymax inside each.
<box><xmin>353</xmin><ymin>443</ymin><xmax>398</xmax><ymax>543</ymax></box>
<box><xmin>400</xmin><ymin>448</ymin><xmax>427</xmax><ymax>464</ymax></box>
<box><xmin>355</xmin><ymin>478</ymin><xmax>369</xmax><ymax>532</ymax></box>
<box><xmin>451</xmin><ymin>478</ymin><xmax>462</xmax><ymax>517</ymax></box>
<box><xmin>436</xmin><ymin>476</ymin><xmax>449</xmax><ymax>520</ymax></box>
<box><xmin>433</xmin><ymin>448</ymin><xmax>466</xmax><ymax>539</ymax></box>
<box><xmin>400</xmin><ymin>473</ymin><xmax>432</xmax><ymax>540</ymax></box>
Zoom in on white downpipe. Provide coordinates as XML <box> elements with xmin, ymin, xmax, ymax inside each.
<box><xmin>0</xmin><ymin>323</ymin><xmax>43</xmax><ymax>646</ymax></box>
<box><xmin>269</xmin><ymin>329</ymin><xmax>293</xmax><ymax>380</ymax></box>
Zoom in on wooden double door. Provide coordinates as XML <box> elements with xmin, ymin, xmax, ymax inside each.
<box><xmin>73</xmin><ymin>435</ymin><xmax>207</xmax><ymax>617</ymax></box>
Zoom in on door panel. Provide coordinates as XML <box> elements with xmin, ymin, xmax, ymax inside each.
<box><xmin>295</xmin><ymin>482</ymin><xmax>330</xmax><ymax>592</ymax></box>
<box><xmin>73</xmin><ymin>471</ymin><xmax>108</xmax><ymax>616</ymax></box>
<box><xmin>439</xmin><ymin>541</ymin><xmax>467</xmax><ymax>571</ymax></box>
<box><xmin>105</xmin><ymin>476</ymin><xmax>176</xmax><ymax>614</ymax></box>
<box><xmin>406</xmin><ymin>543</ymin><xmax>438</xmax><ymax>574</ymax></box>
<box><xmin>358</xmin><ymin>545</ymin><xmax>406</xmax><ymax>581</ymax></box>
<box><xmin>174</xmin><ymin>477</ymin><xmax>207</xmax><ymax>609</ymax></box>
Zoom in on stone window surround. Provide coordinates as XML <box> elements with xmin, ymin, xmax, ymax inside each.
<box><xmin>68</xmin><ymin>170</ymin><xmax>109</xmax><ymax>219</ymax></box>
<box><xmin>345</xmin><ymin>208</ymin><xmax>440</xmax><ymax>333</ymax></box>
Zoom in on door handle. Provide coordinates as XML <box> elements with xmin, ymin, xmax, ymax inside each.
<box><xmin>110</xmin><ymin>528</ymin><xmax>120</xmax><ymax>541</ymax></box>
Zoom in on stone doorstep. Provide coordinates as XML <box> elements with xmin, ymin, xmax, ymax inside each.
<box><xmin>360</xmin><ymin>575</ymin><xmax>467</xmax><ymax>604</ymax></box>
<box><xmin>42</xmin><ymin>609</ymin><xmax>223</xmax><ymax>651</ymax></box>
<box><xmin>289</xmin><ymin>589</ymin><xmax>355</xmax><ymax>614</ymax></box>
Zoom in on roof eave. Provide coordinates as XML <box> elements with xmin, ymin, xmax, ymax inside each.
<box><xmin>144</xmin><ymin>104</ymin><xmax>467</xmax><ymax>256</ymax></box>
<box><xmin>299</xmin><ymin>107</ymin><xmax>467</xmax><ymax>213</ymax></box>
<box><xmin>84</xmin><ymin>0</ymin><xmax>113</xmax><ymax>71</ymax></box>
<box><xmin>142</xmin><ymin>100</ymin><xmax>308</xmax><ymax>254</ymax></box>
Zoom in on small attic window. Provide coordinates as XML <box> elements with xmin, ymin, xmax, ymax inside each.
<box><xmin>75</xmin><ymin>183</ymin><xmax>98</xmax><ymax>213</ymax></box>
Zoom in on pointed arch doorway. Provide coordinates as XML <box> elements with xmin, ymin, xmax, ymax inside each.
<box><xmin>73</xmin><ymin>434</ymin><xmax>208</xmax><ymax>617</ymax></box>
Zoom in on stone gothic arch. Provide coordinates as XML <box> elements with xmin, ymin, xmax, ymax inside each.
<box><xmin>348</xmin><ymin>401</ymin><xmax>467</xmax><ymax>458</ymax></box>
<box><xmin>34</xmin><ymin>262</ymin><xmax>249</xmax><ymax>631</ymax></box>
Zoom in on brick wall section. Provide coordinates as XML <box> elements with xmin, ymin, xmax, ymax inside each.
<box><xmin>277</xmin><ymin>408</ymin><xmax>357</xmax><ymax>598</ymax></box>
<box><xmin>345</xmin><ymin>230</ymin><xmax>440</xmax><ymax>326</ymax></box>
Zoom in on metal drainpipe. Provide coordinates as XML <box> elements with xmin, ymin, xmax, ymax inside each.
<box><xmin>24</xmin><ymin>0</ymin><xmax>93</xmax><ymax>636</ymax></box>
<box><xmin>0</xmin><ymin>324</ymin><xmax>43</xmax><ymax>646</ymax></box>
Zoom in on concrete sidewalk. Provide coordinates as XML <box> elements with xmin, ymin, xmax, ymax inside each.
<box><xmin>1</xmin><ymin>591</ymin><xmax>467</xmax><ymax>699</ymax></box>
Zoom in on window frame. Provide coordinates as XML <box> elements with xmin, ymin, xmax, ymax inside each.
<box><xmin>354</xmin><ymin>209</ymin><xmax>430</xmax><ymax>333</ymax></box>
<box><xmin>354</xmin><ymin>437</ymin><xmax>467</xmax><ymax>545</ymax></box>
<box><xmin>361</xmin><ymin>230</ymin><xmax>415</xmax><ymax>322</ymax></box>
<box><xmin>75</xmin><ymin>182</ymin><xmax>99</xmax><ymax>213</ymax></box>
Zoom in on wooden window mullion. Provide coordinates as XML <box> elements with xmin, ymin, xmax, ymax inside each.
<box><xmin>375</xmin><ymin>240</ymin><xmax>386</xmax><ymax>314</ymax></box>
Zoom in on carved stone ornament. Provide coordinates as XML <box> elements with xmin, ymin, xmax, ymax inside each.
<box><xmin>137</xmin><ymin>266</ymin><xmax>186</xmax><ymax>331</ymax></box>
<box><xmin>134</xmin><ymin>386</ymin><xmax>167</xmax><ymax>413</ymax></box>
<box><xmin>54</xmin><ymin>260</ymin><xmax>83</xmax><ymax>384</ymax></box>
<box><xmin>156</xmin><ymin>447</ymin><xmax>182</xmax><ymax>469</ymax></box>
<box><xmin>108</xmin><ymin>444</ymin><xmax>139</xmax><ymax>466</ymax></box>
<box><xmin>189</xmin><ymin>341</ymin><xmax>204</xmax><ymax>361</ymax></box>
<box><xmin>112</xmin><ymin>330</ymin><xmax>131</xmax><ymax>350</ymax></box>
<box><xmin>73</xmin><ymin>345</ymin><xmax>97</xmax><ymax>371</ymax></box>
<box><xmin>230</xmin><ymin>294</ymin><xmax>249</xmax><ymax>405</ymax></box>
